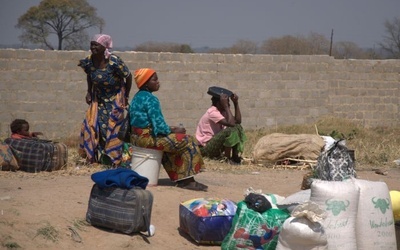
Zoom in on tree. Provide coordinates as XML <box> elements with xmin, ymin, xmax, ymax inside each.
<box><xmin>207</xmin><ymin>39</ymin><xmax>258</xmax><ymax>54</ymax></box>
<box><xmin>134</xmin><ymin>41</ymin><xmax>194</xmax><ymax>53</ymax></box>
<box><xmin>207</xmin><ymin>47</ymin><xmax>232</xmax><ymax>54</ymax></box>
<box><xmin>16</xmin><ymin>0</ymin><xmax>104</xmax><ymax>50</ymax></box>
<box><xmin>230</xmin><ymin>39</ymin><xmax>258</xmax><ymax>54</ymax></box>
<box><xmin>306</xmin><ymin>32</ymin><xmax>330</xmax><ymax>55</ymax></box>
<box><xmin>260</xmin><ymin>33</ymin><xmax>330</xmax><ymax>55</ymax></box>
<box><xmin>260</xmin><ymin>35</ymin><xmax>310</xmax><ymax>55</ymax></box>
<box><xmin>332</xmin><ymin>41</ymin><xmax>368</xmax><ymax>59</ymax></box>
<box><xmin>379</xmin><ymin>17</ymin><xmax>400</xmax><ymax>59</ymax></box>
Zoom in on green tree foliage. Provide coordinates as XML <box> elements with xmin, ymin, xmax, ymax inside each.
<box><xmin>16</xmin><ymin>0</ymin><xmax>104</xmax><ymax>50</ymax></box>
<box><xmin>379</xmin><ymin>17</ymin><xmax>400</xmax><ymax>59</ymax></box>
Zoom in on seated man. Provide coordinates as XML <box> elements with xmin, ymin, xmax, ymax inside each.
<box><xmin>195</xmin><ymin>87</ymin><xmax>247</xmax><ymax>165</ymax></box>
<box><xmin>10</xmin><ymin>119</ymin><xmax>43</xmax><ymax>139</ymax></box>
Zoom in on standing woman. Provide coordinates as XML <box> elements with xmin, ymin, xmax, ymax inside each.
<box><xmin>129</xmin><ymin>68</ymin><xmax>208</xmax><ymax>191</ymax></box>
<box><xmin>78</xmin><ymin>34</ymin><xmax>132</xmax><ymax>166</ymax></box>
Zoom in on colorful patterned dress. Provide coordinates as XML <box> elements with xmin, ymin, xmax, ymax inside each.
<box><xmin>129</xmin><ymin>90</ymin><xmax>204</xmax><ymax>181</ymax></box>
<box><xmin>78</xmin><ymin>54</ymin><xmax>131</xmax><ymax>165</ymax></box>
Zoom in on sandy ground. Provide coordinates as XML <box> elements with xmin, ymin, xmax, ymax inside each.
<box><xmin>1</xmin><ymin>162</ymin><xmax>399</xmax><ymax>250</ymax></box>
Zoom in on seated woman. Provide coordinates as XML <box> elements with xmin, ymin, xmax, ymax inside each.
<box><xmin>129</xmin><ymin>68</ymin><xmax>207</xmax><ymax>191</ymax></box>
<box><xmin>195</xmin><ymin>87</ymin><xmax>247</xmax><ymax>164</ymax></box>
<box><xmin>10</xmin><ymin>119</ymin><xmax>43</xmax><ymax>139</ymax></box>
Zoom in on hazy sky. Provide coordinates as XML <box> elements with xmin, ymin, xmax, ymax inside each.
<box><xmin>1</xmin><ymin>0</ymin><xmax>399</xmax><ymax>49</ymax></box>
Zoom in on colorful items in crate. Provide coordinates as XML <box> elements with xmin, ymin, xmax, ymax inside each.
<box><xmin>179</xmin><ymin>198</ymin><xmax>237</xmax><ymax>245</ymax></box>
<box><xmin>185</xmin><ymin>197</ymin><xmax>236</xmax><ymax>216</ymax></box>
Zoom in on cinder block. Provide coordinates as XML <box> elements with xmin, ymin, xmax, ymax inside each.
<box><xmin>0</xmin><ymin>49</ymin><xmax>400</xmax><ymax>139</ymax></box>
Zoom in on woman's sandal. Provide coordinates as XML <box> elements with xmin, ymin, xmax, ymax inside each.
<box><xmin>177</xmin><ymin>181</ymin><xmax>208</xmax><ymax>192</ymax></box>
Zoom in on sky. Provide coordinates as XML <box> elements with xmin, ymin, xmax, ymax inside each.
<box><xmin>1</xmin><ymin>0</ymin><xmax>399</xmax><ymax>49</ymax></box>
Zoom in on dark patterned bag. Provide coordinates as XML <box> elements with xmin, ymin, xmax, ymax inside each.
<box><xmin>4</xmin><ymin>138</ymin><xmax>54</xmax><ymax>172</ymax></box>
<box><xmin>5</xmin><ymin>138</ymin><xmax>68</xmax><ymax>172</ymax></box>
<box><xmin>86</xmin><ymin>184</ymin><xmax>153</xmax><ymax>235</ymax></box>
<box><xmin>314</xmin><ymin>139</ymin><xmax>356</xmax><ymax>181</ymax></box>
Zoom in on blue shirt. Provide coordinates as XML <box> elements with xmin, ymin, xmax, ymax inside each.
<box><xmin>129</xmin><ymin>90</ymin><xmax>171</xmax><ymax>137</ymax></box>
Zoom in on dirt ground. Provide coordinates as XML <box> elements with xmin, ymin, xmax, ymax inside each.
<box><xmin>1</xmin><ymin>161</ymin><xmax>399</xmax><ymax>250</ymax></box>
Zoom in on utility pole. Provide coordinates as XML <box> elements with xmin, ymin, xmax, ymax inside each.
<box><xmin>329</xmin><ymin>29</ymin><xmax>334</xmax><ymax>56</ymax></box>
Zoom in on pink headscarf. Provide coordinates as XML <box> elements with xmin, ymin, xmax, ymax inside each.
<box><xmin>91</xmin><ymin>34</ymin><xmax>113</xmax><ymax>59</ymax></box>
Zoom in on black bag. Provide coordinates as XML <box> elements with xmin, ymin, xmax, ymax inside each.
<box><xmin>244</xmin><ymin>193</ymin><xmax>272</xmax><ymax>213</ymax></box>
<box><xmin>4</xmin><ymin>138</ymin><xmax>56</xmax><ymax>172</ymax></box>
<box><xmin>86</xmin><ymin>184</ymin><xmax>153</xmax><ymax>235</ymax></box>
<box><xmin>118</xmin><ymin>107</ymin><xmax>131</xmax><ymax>143</ymax></box>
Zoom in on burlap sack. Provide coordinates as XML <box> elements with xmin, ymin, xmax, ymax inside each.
<box><xmin>252</xmin><ymin>133</ymin><xmax>325</xmax><ymax>163</ymax></box>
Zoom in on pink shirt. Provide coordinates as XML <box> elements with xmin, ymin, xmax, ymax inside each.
<box><xmin>196</xmin><ymin>106</ymin><xmax>225</xmax><ymax>146</ymax></box>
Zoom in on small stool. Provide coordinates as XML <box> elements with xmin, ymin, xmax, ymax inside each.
<box><xmin>131</xmin><ymin>146</ymin><xmax>163</xmax><ymax>186</ymax></box>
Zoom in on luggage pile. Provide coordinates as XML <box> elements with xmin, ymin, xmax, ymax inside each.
<box><xmin>177</xmin><ymin>178</ymin><xmax>398</xmax><ymax>249</ymax></box>
<box><xmin>276</xmin><ymin>178</ymin><xmax>398</xmax><ymax>249</ymax></box>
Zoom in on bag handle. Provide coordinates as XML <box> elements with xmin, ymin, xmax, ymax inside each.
<box><xmin>142</xmin><ymin>205</ymin><xmax>152</xmax><ymax>236</ymax></box>
<box><xmin>131</xmin><ymin>154</ymin><xmax>150</xmax><ymax>170</ymax></box>
<box><xmin>125</xmin><ymin>188</ymin><xmax>153</xmax><ymax>237</ymax></box>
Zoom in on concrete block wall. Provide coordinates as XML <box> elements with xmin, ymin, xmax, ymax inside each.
<box><xmin>0</xmin><ymin>49</ymin><xmax>399</xmax><ymax>140</ymax></box>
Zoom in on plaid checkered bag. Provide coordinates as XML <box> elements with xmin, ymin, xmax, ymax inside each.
<box><xmin>86</xmin><ymin>184</ymin><xmax>153</xmax><ymax>235</ymax></box>
<box><xmin>51</xmin><ymin>142</ymin><xmax>68</xmax><ymax>170</ymax></box>
<box><xmin>4</xmin><ymin>138</ymin><xmax>53</xmax><ymax>173</ymax></box>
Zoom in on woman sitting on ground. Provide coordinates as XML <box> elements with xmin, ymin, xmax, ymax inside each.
<box><xmin>195</xmin><ymin>88</ymin><xmax>247</xmax><ymax>164</ymax></box>
<box><xmin>10</xmin><ymin>119</ymin><xmax>43</xmax><ymax>139</ymax></box>
<box><xmin>129</xmin><ymin>68</ymin><xmax>208</xmax><ymax>191</ymax></box>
